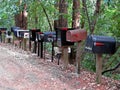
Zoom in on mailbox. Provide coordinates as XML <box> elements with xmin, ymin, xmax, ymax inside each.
<box><xmin>29</xmin><ymin>29</ymin><xmax>40</xmax><ymax>41</ymax></box>
<box><xmin>6</xmin><ymin>31</ymin><xmax>13</xmax><ymax>39</ymax></box>
<box><xmin>11</xmin><ymin>27</ymin><xmax>20</xmax><ymax>37</ymax></box>
<box><xmin>11</xmin><ymin>27</ymin><xmax>20</xmax><ymax>32</ymax></box>
<box><xmin>17</xmin><ymin>30</ymin><xmax>29</xmax><ymax>38</ymax></box>
<box><xmin>0</xmin><ymin>28</ymin><xmax>7</xmax><ymax>34</ymax></box>
<box><xmin>0</xmin><ymin>28</ymin><xmax>7</xmax><ymax>31</ymax></box>
<box><xmin>66</xmin><ymin>29</ymin><xmax>87</xmax><ymax>42</ymax></box>
<box><xmin>23</xmin><ymin>33</ymin><xmax>29</xmax><ymax>39</ymax></box>
<box><xmin>85</xmin><ymin>35</ymin><xmax>116</xmax><ymax>54</ymax></box>
<box><xmin>36</xmin><ymin>32</ymin><xmax>44</xmax><ymax>42</ymax></box>
<box><xmin>43</xmin><ymin>31</ymin><xmax>56</xmax><ymax>42</ymax></box>
<box><xmin>56</xmin><ymin>27</ymin><xmax>74</xmax><ymax>47</ymax></box>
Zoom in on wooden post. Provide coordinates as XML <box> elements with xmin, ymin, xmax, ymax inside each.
<box><xmin>62</xmin><ymin>46</ymin><xmax>69</xmax><ymax>69</ymax></box>
<box><xmin>1</xmin><ymin>32</ymin><xmax>5</xmax><ymax>43</ymax></box>
<box><xmin>38</xmin><ymin>42</ymin><xmax>40</xmax><ymax>56</ymax></box>
<box><xmin>96</xmin><ymin>54</ymin><xmax>102</xmax><ymax>83</ymax></box>
<box><xmin>19</xmin><ymin>38</ymin><xmax>22</xmax><ymax>48</ymax></box>
<box><xmin>76</xmin><ymin>41</ymin><xmax>81</xmax><ymax>74</ymax></box>
<box><xmin>23</xmin><ymin>38</ymin><xmax>27</xmax><ymax>51</ymax></box>
<box><xmin>33</xmin><ymin>41</ymin><xmax>37</xmax><ymax>53</ymax></box>
<box><xmin>51</xmin><ymin>42</ymin><xmax>54</xmax><ymax>62</ymax></box>
<box><xmin>44</xmin><ymin>42</ymin><xmax>46</xmax><ymax>60</ymax></box>
<box><xmin>40</xmin><ymin>41</ymin><xmax>43</xmax><ymax>58</ymax></box>
<box><xmin>29</xmin><ymin>39</ymin><xmax>31</xmax><ymax>51</ymax></box>
<box><xmin>12</xmin><ymin>33</ymin><xmax>15</xmax><ymax>45</ymax></box>
<box><xmin>34</xmin><ymin>41</ymin><xmax>36</xmax><ymax>53</ymax></box>
<box><xmin>3</xmin><ymin>32</ymin><xmax>5</xmax><ymax>43</ymax></box>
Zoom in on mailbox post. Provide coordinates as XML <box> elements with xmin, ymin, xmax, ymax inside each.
<box><xmin>23</xmin><ymin>32</ymin><xmax>29</xmax><ymax>51</ymax></box>
<box><xmin>6</xmin><ymin>31</ymin><xmax>13</xmax><ymax>43</ymax></box>
<box><xmin>29</xmin><ymin>29</ymin><xmax>40</xmax><ymax>53</ymax></box>
<box><xmin>43</xmin><ymin>31</ymin><xmax>56</xmax><ymax>61</ymax></box>
<box><xmin>0</xmin><ymin>28</ymin><xmax>7</xmax><ymax>43</ymax></box>
<box><xmin>36</xmin><ymin>32</ymin><xmax>44</xmax><ymax>58</ymax></box>
<box><xmin>85</xmin><ymin>35</ymin><xmax>116</xmax><ymax>83</ymax></box>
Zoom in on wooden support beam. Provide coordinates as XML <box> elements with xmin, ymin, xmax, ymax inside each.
<box><xmin>96</xmin><ymin>54</ymin><xmax>102</xmax><ymax>83</ymax></box>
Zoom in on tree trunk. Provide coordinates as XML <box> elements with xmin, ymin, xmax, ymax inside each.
<box><xmin>72</xmin><ymin>0</ymin><xmax>80</xmax><ymax>28</ymax></box>
<box><xmin>59</xmin><ymin>0</ymin><xmax>68</xmax><ymax>68</ymax></box>
<box><xmin>59</xmin><ymin>0</ymin><xmax>68</xmax><ymax>27</ymax></box>
<box><xmin>72</xmin><ymin>0</ymin><xmax>82</xmax><ymax>74</ymax></box>
<box><xmin>15</xmin><ymin>13</ymin><xmax>22</xmax><ymax>28</ymax></box>
<box><xmin>54</xmin><ymin>1</ymin><xmax>59</xmax><ymax>30</ymax></box>
<box><xmin>14</xmin><ymin>4</ymin><xmax>27</xmax><ymax>29</ymax></box>
<box><xmin>91</xmin><ymin>0</ymin><xmax>101</xmax><ymax>34</ymax></box>
<box><xmin>70</xmin><ymin>0</ymin><xmax>80</xmax><ymax>65</ymax></box>
<box><xmin>14</xmin><ymin>2</ymin><xmax>28</xmax><ymax>50</ymax></box>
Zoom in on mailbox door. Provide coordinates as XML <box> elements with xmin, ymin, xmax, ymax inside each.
<box><xmin>85</xmin><ymin>35</ymin><xmax>93</xmax><ymax>52</ymax></box>
<box><xmin>24</xmin><ymin>33</ymin><xmax>29</xmax><ymax>38</ymax></box>
<box><xmin>66</xmin><ymin>29</ymin><xmax>87</xmax><ymax>42</ymax></box>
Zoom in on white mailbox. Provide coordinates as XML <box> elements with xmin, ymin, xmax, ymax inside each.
<box><xmin>16</xmin><ymin>30</ymin><xmax>29</xmax><ymax>38</ymax></box>
<box><xmin>24</xmin><ymin>33</ymin><xmax>29</xmax><ymax>39</ymax></box>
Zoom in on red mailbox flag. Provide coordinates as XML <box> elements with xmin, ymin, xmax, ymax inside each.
<box><xmin>94</xmin><ymin>42</ymin><xmax>104</xmax><ymax>46</ymax></box>
<box><xmin>61</xmin><ymin>28</ymin><xmax>68</xmax><ymax>31</ymax></box>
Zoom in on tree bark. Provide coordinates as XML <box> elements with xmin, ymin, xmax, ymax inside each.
<box><xmin>91</xmin><ymin>0</ymin><xmax>102</xmax><ymax>34</ymax></box>
<box><xmin>72</xmin><ymin>0</ymin><xmax>82</xmax><ymax>74</ymax></box>
<box><xmin>59</xmin><ymin>0</ymin><xmax>68</xmax><ymax>27</ymax></box>
<box><xmin>59</xmin><ymin>0</ymin><xmax>68</xmax><ymax>68</ymax></box>
<box><xmin>72</xmin><ymin>0</ymin><xmax>80</xmax><ymax>28</ymax></box>
<box><xmin>15</xmin><ymin>3</ymin><xmax>27</xmax><ymax>29</ymax></box>
<box><xmin>70</xmin><ymin>0</ymin><xmax>80</xmax><ymax>65</ymax></box>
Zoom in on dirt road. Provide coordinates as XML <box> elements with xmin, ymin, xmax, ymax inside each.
<box><xmin>0</xmin><ymin>44</ymin><xmax>76</xmax><ymax>90</ymax></box>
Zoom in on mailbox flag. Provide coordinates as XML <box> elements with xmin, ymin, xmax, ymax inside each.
<box><xmin>94</xmin><ymin>42</ymin><xmax>104</xmax><ymax>46</ymax></box>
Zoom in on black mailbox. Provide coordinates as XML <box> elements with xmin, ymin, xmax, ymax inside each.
<box><xmin>0</xmin><ymin>28</ymin><xmax>7</xmax><ymax>34</ymax></box>
<box><xmin>29</xmin><ymin>29</ymin><xmax>40</xmax><ymax>41</ymax></box>
<box><xmin>85</xmin><ymin>35</ymin><xmax>116</xmax><ymax>54</ymax></box>
<box><xmin>11</xmin><ymin>27</ymin><xmax>20</xmax><ymax>37</ymax></box>
<box><xmin>36</xmin><ymin>32</ymin><xmax>44</xmax><ymax>42</ymax></box>
<box><xmin>56</xmin><ymin>27</ymin><xmax>74</xmax><ymax>47</ymax></box>
<box><xmin>0</xmin><ymin>28</ymin><xmax>7</xmax><ymax>31</ymax></box>
<box><xmin>43</xmin><ymin>31</ymin><xmax>56</xmax><ymax>42</ymax></box>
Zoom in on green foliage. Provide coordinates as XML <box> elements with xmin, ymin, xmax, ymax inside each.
<box><xmin>82</xmin><ymin>53</ymin><xmax>96</xmax><ymax>72</ymax></box>
<box><xmin>94</xmin><ymin>0</ymin><xmax>120</xmax><ymax>37</ymax></box>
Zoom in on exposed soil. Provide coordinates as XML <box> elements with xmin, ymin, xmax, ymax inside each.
<box><xmin>0</xmin><ymin>43</ymin><xmax>119</xmax><ymax>90</ymax></box>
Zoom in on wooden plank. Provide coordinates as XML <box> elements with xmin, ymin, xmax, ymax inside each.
<box><xmin>96</xmin><ymin>54</ymin><xmax>102</xmax><ymax>83</ymax></box>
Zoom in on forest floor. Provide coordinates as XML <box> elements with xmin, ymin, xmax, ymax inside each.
<box><xmin>0</xmin><ymin>43</ymin><xmax>120</xmax><ymax>90</ymax></box>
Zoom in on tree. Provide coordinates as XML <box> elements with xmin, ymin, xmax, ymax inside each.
<box><xmin>15</xmin><ymin>0</ymin><xmax>27</xmax><ymax>29</ymax></box>
<box><xmin>59</xmin><ymin>0</ymin><xmax>69</xmax><ymax>68</ymax></box>
<box><xmin>72</xmin><ymin>0</ymin><xmax>83</xmax><ymax>74</ymax></box>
